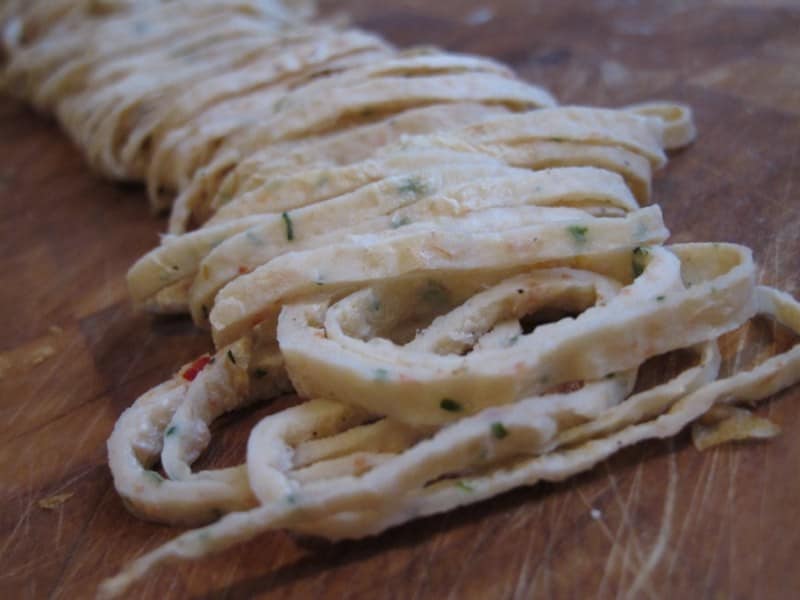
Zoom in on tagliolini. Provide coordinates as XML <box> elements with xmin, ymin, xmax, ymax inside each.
<box><xmin>1</xmin><ymin>1</ymin><xmax>797</xmax><ymax>598</ymax></box>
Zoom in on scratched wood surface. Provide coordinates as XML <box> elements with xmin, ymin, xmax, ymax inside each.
<box><xmin>1</xmin><ymin>1</ymin><xmax>799</xmax><ymax>598</ymax></box>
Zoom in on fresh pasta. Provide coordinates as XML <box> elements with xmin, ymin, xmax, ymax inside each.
<box><xmin>2</xmin><ymin>1</ymin><xmax>797</xmax><ymax>599</ymax></box>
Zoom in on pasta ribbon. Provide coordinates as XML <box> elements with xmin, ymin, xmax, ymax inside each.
<box><xmin>3</xmin><ymin>2</ymin><xmax>797</xmax><ymax>599</ymax></box>
<box><xmin>101</xmin><ymin>282</ymin><xmax>800</xmax><ymax>597</ymax></box>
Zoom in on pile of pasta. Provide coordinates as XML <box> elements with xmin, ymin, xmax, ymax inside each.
<box><xmin>3</xmin><ymin>1</ymin><xmax>799</xmax><ymax>597</ymax></box>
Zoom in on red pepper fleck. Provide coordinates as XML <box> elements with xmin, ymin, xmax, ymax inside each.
<box><xmin>182</xmin><ymin>355</ymin><xmax>212</xmax><ymax>381</ymax></box>
<box><xmin>547</xmin><ymin>380</ymin><xmax>585</xmax><ymax>395</ymax></box>
<box><xmin>237</xmin><ymin>265</ymin><xmax>250</xmax><ymax>275</ymax></box>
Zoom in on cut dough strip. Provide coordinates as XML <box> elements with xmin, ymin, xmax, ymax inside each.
<box><xmin>6</xmin><ymin>5</ymin><xmax>798</xmax><ymax>600</ymax></box>
<box><xmin>100</xmin><ymin>284</ymin><xmax>800</xmax><ymax>598</ymax></box>
<box><xmin>211</xmin><ymin>205</ymin><xmax>668</xmax><ymax>346</ymax></box>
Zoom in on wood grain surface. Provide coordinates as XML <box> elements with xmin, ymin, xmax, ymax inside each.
<box><xmin>2</xmin><ymin>1</ymin><xmax>799</xmax><ymax>598</ymax></box>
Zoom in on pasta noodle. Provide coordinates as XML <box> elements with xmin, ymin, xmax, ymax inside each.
<box><xmin>101</xmin><ymin>284</ymin><xmax>800</xmax><ymax>599</ymax></box>
<box><xmin>2</xmin><ymin>1</ymin><xmax>797</xmax><ymax>598</ymax></box>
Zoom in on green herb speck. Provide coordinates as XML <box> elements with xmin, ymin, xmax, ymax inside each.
<box><xmin>491</xmin><ymin>422</ymin><xmax>508</xmax><ymax>439</ymax></box>
<box><xmin>456</xmin><ymin>480</ymin><xmax>475</xmax><ymax>492</ymax></box>
<box><xmin>254</xmin><ymin>367</ymin><xmax>268</xmax><ymax>379</ymax></box>
<box><xmin>391</xmin><ymin>215</ymin><xmax>412</xmax><ymax>229</ymax></box>
<box><xmin>656</xmin><ymin>295</ymin><xmax>665</xmax><ymax>302</ymax></box>
<box><xmin>420</xmin><ymin>280</ymin><xmax>450</xmax><ymax>307</ymax></box>
<box><xmin>282</xmin><ymin>212</ymin><xmax>294</xmax><ymax>241</ymax></box>
<box><xmin>440</xmin><ymin>398</ymin><xmax>462</xmax><ymax>412</ymax></box>
<box><xmin>145</xmin><ymin>470</ymin><xmax>164</xmax><ymax>485</ymax></box>
<box><xmin>567</xmin><ymin>225</ymin><xmax>588</xmax><ymax>244</ymax></box>
<box><xmin>396</xmin><ymin>176</ymin><xmax>428</xmax><ymax>197</ymax></box>
<box><xmin>165</xmin><ymin>425</ymin><xmax>177</xmax><ymax>437</ymax></box>
<box><xmin>374</xmin><ymin>368</ymin><xmax>390</xmax><ymax>382</ymax></box>
<box><xmin>227</xmin><ymin>349</ymin><xmax>237</xmax><ymax>365</ymax></box>
<box><xmin>632</xmin><ymin>246</ymin><xmax>649</xmax><ymax>278</ymax></box>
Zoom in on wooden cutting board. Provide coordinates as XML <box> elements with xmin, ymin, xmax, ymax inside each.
<box><xmin>1</xmin><ymin>1</ymin><xmax>799</xmax><ymax>598</ymax></box>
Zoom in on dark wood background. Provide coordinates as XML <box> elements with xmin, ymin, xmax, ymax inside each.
<box><xmin>2</xmin><ymin>1</ymin><xmax>799</xmax><ymax>598</ymax></box>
